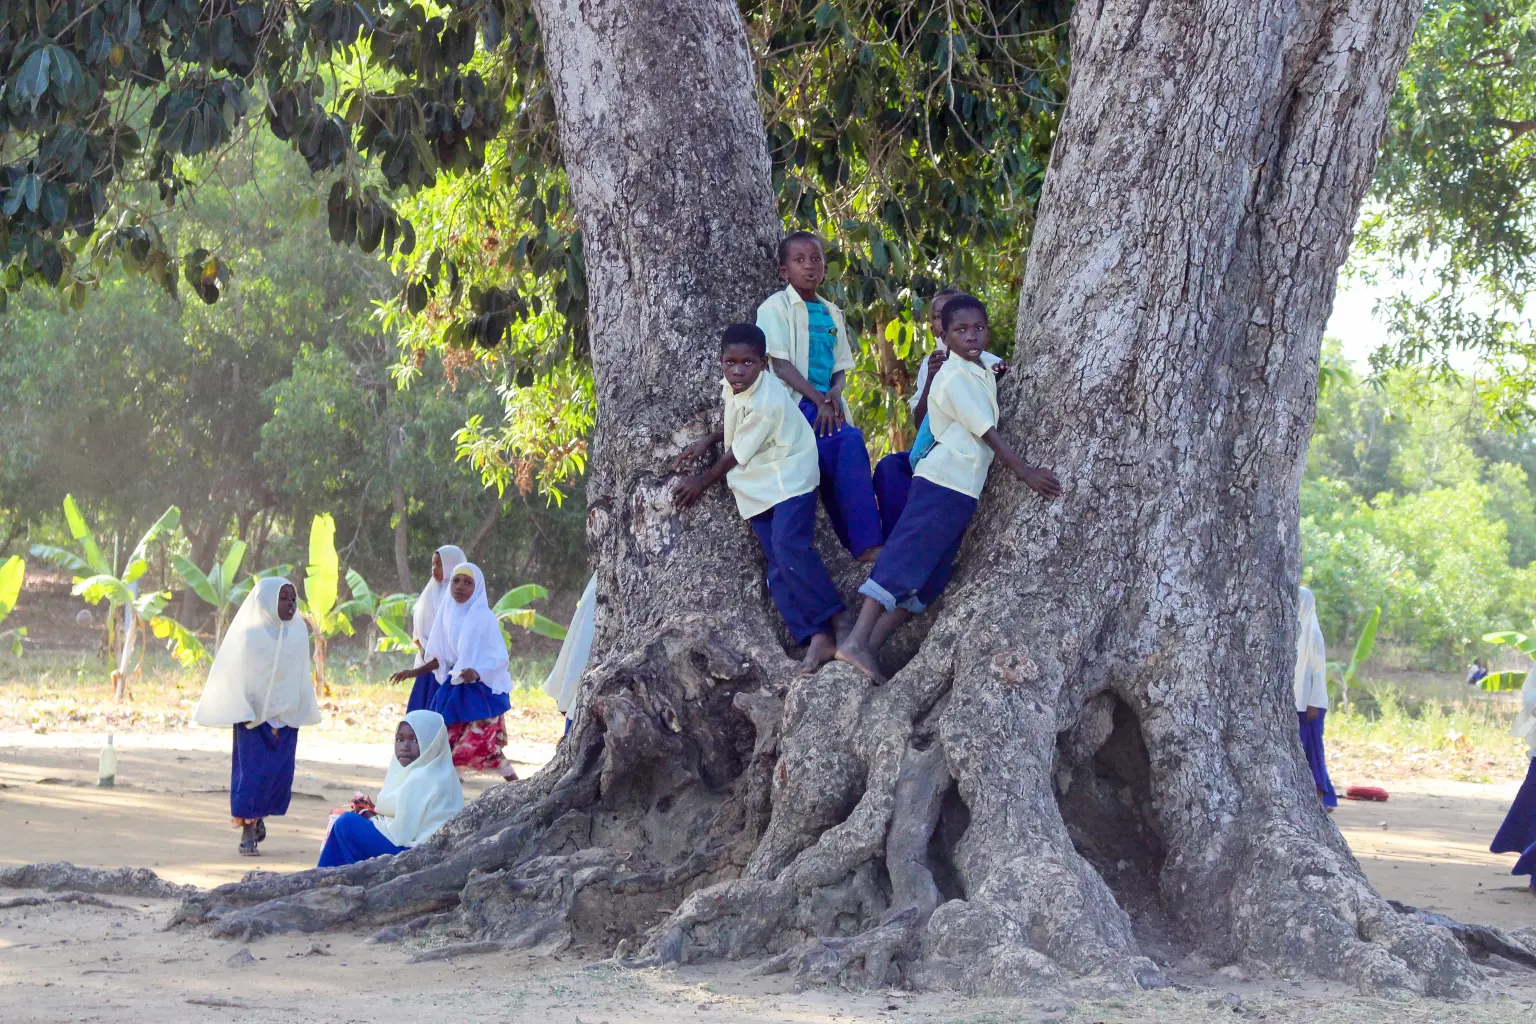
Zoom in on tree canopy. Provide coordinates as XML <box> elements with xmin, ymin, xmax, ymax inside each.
<box><xmin>0</xmin><ymin>0</ymin><xmax>1070</xmax><ymax>493</ymax></box>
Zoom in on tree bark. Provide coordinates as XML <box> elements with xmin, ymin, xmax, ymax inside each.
<box><xmin>165</xmin><ymin>0</ymin><xmax>1486</xmax><ymax>999</ymax></box>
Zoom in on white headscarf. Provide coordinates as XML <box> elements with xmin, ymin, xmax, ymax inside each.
<box><xmin>543</xmin><ymin>575</ymin><xmax>596</xmax><ymax>715</ymax></box>
<box><xmin>1293</xmin><ymin>586</ymin><xmax>1328</xmax><ymax>713</ymax></box>
<box><xmin>193</xmin><ymin>577</ymin><xmax>321</xmax><ymax>729</ymax></box>
<box><xmin>412</xmin><ymin>544</ymin><xmax>467</xmax><ymax>662</ymax></box>
<box><xmin>423</xmin><ymin>563</ymin><xmax>513</xmax><ymax>694</ymax></box>
<box><xmin>371</xmin><ymin>709</ymin><xmax>464</xmax><ymax>847</ymax></box>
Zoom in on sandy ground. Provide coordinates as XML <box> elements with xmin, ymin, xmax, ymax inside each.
<box><xmin>3</xmin><ymin>730</ymin><xmax>1536</xmax><ymax>1022</ymax></box>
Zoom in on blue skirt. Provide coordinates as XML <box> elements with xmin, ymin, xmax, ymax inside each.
<box><xmin>406</xmin><ymin>671</ymin><xmax>440</xmax><ymax>714</ymax></box>
<box><xmin>1297</xmin><ymin>711</ymin><xmax>1338</xmax><ymax>809</ymax></box>
<box><xmin>429</xmin><ymin>679</ymin><xmax>512</xmax><ymax>726</ymax></box>
<box><xmin>231</xmin><ymin>724</ymin><xmax>298</xmax><ymax>820</ymax></box>
<box><xmin>1492</xmin><ymin>758</ymin><xmax>1536</xmax><ymax>856</ymax></box>
<box><xmin>318</xmin><ymin>811</ymin><xmax>407</xmax><ymax>868</ymax></box>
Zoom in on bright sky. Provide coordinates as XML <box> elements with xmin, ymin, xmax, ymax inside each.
<box><xmin>1325</xmin><ymin>275</ymin><xmax>1394</xmax><ymax>369</ymax></box>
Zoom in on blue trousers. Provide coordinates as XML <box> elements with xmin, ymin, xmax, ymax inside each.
<box><xmin>797</xmin><ymin>397</ymin><xmax>883</xmax><ymax>557</ymax></box>
<box><xmin>859</xmin><ymin>477</ymin><xmax>976</xmax><ymax>614</ymax></box>
<box><xmin>231</xmin><ymin>724</ymin><xmax>298</xmax><ymax>820</ymax></box>
<box><xmin>1493</xmin><ymin>758</ymin><xmax>1536</xmax><ymax>856</ymax></box>
<box><xmin>317</xmin><ymin>811</ymin><xmax>407</xmax><ymax>868</ymax></box>
<box><xmin>873</xmin><ymin>451</ymin><xmax>914</xmax><ymax>542</ymax></box>
<box><xmin>750</xmin><ymin>490</ymin><xmax>846</xmax><ymax>644</ymax></box>
<box><xmin>406</xmin><ymin>671</ymin><xmax>440</xmax><ymax>713</ymax></box>
<box><xmin>1297</xmin><ymin>711</ymin><xmax>1338</xmax><ymax>808</ymax></box>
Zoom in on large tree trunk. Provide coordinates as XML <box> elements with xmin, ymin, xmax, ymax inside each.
<box><xmin>167</xmin><ymin>0</ymin><xmax>1486</xmax><ymax>998</ymax></box>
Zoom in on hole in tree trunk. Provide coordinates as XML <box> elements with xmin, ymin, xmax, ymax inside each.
<box><xmin>927</xmin><ymin>780</ymin><xmax>971</xmax><ymax>903</ymax></box>
<box><xmin>1054</xmin><ymin>696</ymin><xmax>1166</xmax><ymax>918</ymax></box>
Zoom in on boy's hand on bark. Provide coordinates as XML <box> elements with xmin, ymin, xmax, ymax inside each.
<box><xmin>672</xmin><ymin>437</ymin><xmax>714</xmax><ymax>470</ymax></box>
<box><xmin>673</xmin><ymin>474</ymin><xmax>710</xmax><ymax>508</ymax></box>
<box><xmin>1018</xmin><ymin>464</ymin><xmax>1062</xmax><ymax>499</ymax></box>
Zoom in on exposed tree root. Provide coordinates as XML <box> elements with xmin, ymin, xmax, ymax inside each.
<box><xmin>0</xmin><ymin>892</ymin><xmax>130</xmax><ymax>911</ymax></box>
<box><xmin>1227</xmin><ymin>821</ymin><xmax>1483</xmax><ymax>998</ymax></box>
<box><xmin>1389</xmin><ymin>901</ymin><xmax>1536</xmax><ymax>971</ymax></box>
<box><xmin>0</xmin><ymin>862</ymin><xmax>197</xmax><ymax>900</ymax></box>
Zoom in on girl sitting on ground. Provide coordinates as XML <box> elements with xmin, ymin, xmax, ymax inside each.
<box><xmin>318</xmin><ymin>709</ymin><xmax>463</xmax><ymax>867</ymax></box>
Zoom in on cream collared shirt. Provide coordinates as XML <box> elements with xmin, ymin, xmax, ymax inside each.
<box><xmin>722</xmin><ymin>370</ymin><xmax>820</xmax><ymax>519</ymax></box>
<box><xmin>913</xmin><ymin>355</ymin><xmax>1000</xmax><ymax>499</ymax></box>
<box><xmin>756</xmin><ymin>284</ymin><xmax>857</xmax><ymax>413</ymax></box>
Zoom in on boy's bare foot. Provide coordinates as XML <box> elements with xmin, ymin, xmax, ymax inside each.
<box><xmin>834</xmin><ymin>641</ymin><xmax>886</xmax><ymax>685</ymax></box>
<box><xmin>856</xmin><ymin>545</ymin><xmax>883</xmax><ymax>564</ymax></box>
<box><xmin>798</xmin><ymin>632</ymin><xmax>837</xmax><ymax>675</ymax></box>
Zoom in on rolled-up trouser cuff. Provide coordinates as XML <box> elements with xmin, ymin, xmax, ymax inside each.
<box><xmin>858</xmin><ymin>578</ymin><xmax>899</xmax><ymax>613</ymax></box>
<box><xmin>897</xmin><ymin>595</ymin><xmax>927</xmax><ymax>613</ymax></box>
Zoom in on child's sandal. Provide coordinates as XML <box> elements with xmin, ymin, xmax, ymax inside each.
<box><xmin>254</xmin><ymin>818</ymin><xmax>267</xmax><ymax>843</ymax></box>
<box><xmin>238</xmin><ymin>822</ymin><xmax>260</xmax><ymax>857</ymax></box>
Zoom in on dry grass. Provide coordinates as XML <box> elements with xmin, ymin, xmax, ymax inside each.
<box><xmin>1327</xmin><ymin>670</ymin><xmax>1528</xmax><ymax>784</ymax></box>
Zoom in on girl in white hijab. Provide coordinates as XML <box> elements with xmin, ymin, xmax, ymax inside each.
<box><xmin>543</xmin><ymin>574</ymin><xmax>596</xmax><ymax>735</ymax></box>
<box><xmin>425</xmin><ymin>563</ymin><xmax>518</xmax><ymax>779</ymax></box>
<box><xmin>317</xmin><ymin>709</ymin><xmax>464</xmax><ymax>867</ymax></box>
<box><xmin>1293</xmin><ymin>586</ymin><xmax>1336</xmax><ymax>809</ymax></box>
<box><xmin>193</xmin><ymin>577</ymin><xmax>320</xmax><ymax>856</ymax></box>
<box><xmin>390</xmin><ymin>544</ymin><xmax>466</xmax><ymax>712</ymax></box>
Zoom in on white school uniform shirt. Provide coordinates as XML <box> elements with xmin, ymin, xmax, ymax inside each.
<box><xmin>756</xmin><ymin>284</ymin><xmax>857</xmax><ymax>415</ymax></box>
<box><xmin>909</xmin><ymin>342</ymin><xmax>1003</xmax><ymax>411</ymax></box>
<box><xmin>1513</xmin><ymin>664</ymin><xmax>1536</xmax><ymax>760</ymax></box>
<box><xmin>1293</xmin><ymin>587</ymin><xmax>1328</xmax><ymax>712</ymax></box>
<box><xmin>913</xmin><ymin>355</ymin><xmax>1000</xmax><ymax>499</ymax></box>
<box><xmin>722</xmin><ymin>370</ymin><xmax>820</xmax><ymax>519</ymax></box>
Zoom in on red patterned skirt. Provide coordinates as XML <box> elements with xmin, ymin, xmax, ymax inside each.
<box><xmin>446</xmin><ymin>716</ymin><xmax>514</xmax><ymax>775</ymax></box>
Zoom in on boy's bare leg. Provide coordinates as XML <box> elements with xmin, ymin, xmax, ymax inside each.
<box><xmin>832</xmin><ymin>608</ymin><xmax>857</xmax><ymax>644</ymax></box>
<box><xmin>835</xmin><ymin>598</ymin><xmax>888</xmax><ymax>684</ymax></box>
<box><xmin>867</xmin><ymin>608</ymin><xmax>912</xmax><ymax>651</ymax></box>
<box><xmin>799</xmin><ymin>631</ymin><xmax>837</xmax><ymax>675</ymax></box>
<box><xmin>856</xmin><ymin>545</ymin><xmax>883</xmax><ymax>564</ymax></box>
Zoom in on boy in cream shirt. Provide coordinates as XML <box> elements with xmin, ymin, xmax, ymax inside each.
<box><xmin>836</xmin><ymin>296</ymin><xmax>1061</xmax><ymax>684</ymax></box>
<box><xmin>675</xmin><ymin>324</ymin><xmax>846</xmax><ymax>672</ymax></box>
<box><xmin>756</xmin><ymin>232</ymin><xmax>883</xmax><ymax>562</ymax></box>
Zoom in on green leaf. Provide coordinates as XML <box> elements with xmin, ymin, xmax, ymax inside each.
<box><xmin>498</xmin><ymin>606</ymin><xmax>568</xmax><ymax>641</ymax></box>
<box><xmin>1482</xmin><ymin>631</ymin><xmax>1529</xmax><ymax>645</ymax></box>
<box><xmin>16</xmin><ymin>48</ymin><xmax>51</xmax><ymax>111</ymax></box>
<box><xmin>28</xmin><ymin>544</ymin><xmax>88</xmax><ymax>575</ymax></box>
<box><xmin>0</xmin><ymin>556</ymin><xmax>24</xmax><ymax>622</ymax></box>
<box><xmin>304</xmin><ymin>514</ymin><xmax>338</xmax><ymax>625</ymax></box>
<box><xmin>218</xmin><ymin>541</ymin><xmax>248</xmax><ymax>598</ymax></box>
<box><xmin>1342</xmin><ymin>606</ymin><xmax>1381</xmax><ymax>686</ymax></box>
<box><xmin>344</xmin><ymin>568</ymin><xmax>376</xmax><ymax>612</ymax></box>
<box><xmin>1480</xmin><ymin>671</ymin><xmax>1528</xmax><ymax>693</ymax></box>
<box><xmin>492</xmin><ymin>584</ymin><xmax>548</xmax><ymax>613</ymax></box>
<box><xmin>72</xmin><ymin>574</ymin><xmax>135</xmax><ymax>606</ymax></box>
<box><xmin>62</xmin><ymin>494</ymin><xmax>110</xmax><ymax>575</ymax></box>
<box><xmin>172</xmin><ymin>554</ymin><xmax>219</xmax><ymax>607</ymax></box>
<box><xmin>151</xmin><ymin>615</ymin><xmax>208</xmax><ymax>667</ymax></box>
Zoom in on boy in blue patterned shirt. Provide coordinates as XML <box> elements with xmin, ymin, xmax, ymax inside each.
<box><xmin>756</xmin><ymin>233</ymin><xmax>884</xmax><ymax>563</ymax></box>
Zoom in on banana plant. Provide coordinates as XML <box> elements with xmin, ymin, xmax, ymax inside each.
<box><xmin>494</xmin><ymin>584</ymin><xmax>569</xmax><ymax>644</ymax></box>
<box><xmin>1480</xmin><ymin>629</ymin><xmax>1535</xmax><ymax>692</ymax></box>
<box><xmin>335</xmin><ymin>570</ymin><xmax>412</xmax><ymax>674</ymax></box>
<box><xmin>374</xmin><ymin>592</ymin><xmax>418</xmax><ymax>654</ymax></box>
<box><xmin>1325</xmin><ymin>605</ymin><xmax>1380</xmax><ymax>713</ymax></box>
<box><xmin>0</xmin><ymin>555</ymin><xmax>27</xmax><ymax>656</ymax></box>
<box><xmin>172</xmin><ymin>540</ymin><xmax>247</xmax><ymax>648</ymax></box>
<box><xmin>299</xmin><ymin>513</ymin><xmax>352</xmax><ymax>697</ymax></box>
<box><xmin>31</xmin><ymin>496</ymin><xmax>196</xmax><ymax>697</ymax></box>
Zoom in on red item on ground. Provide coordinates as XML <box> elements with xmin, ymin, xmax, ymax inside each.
<box><xmin>1344</xmin><ymin>785</ymin><xmax>1389</xmax><ymax>802</ymax></box>
<box><xmin>446</xmin><ymin>715</ymin><xmax>510</xmax><ymax>773</ymax></box>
